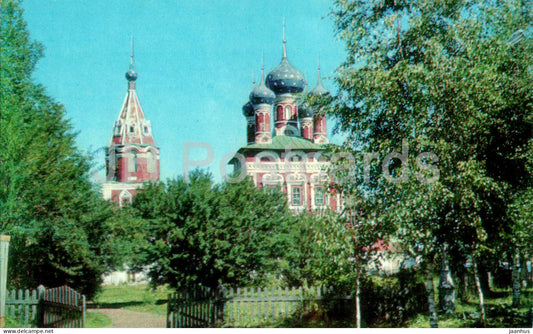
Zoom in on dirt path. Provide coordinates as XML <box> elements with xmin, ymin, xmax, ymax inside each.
<box><xmin>90</xmin><ymin>308</ymin><xmax>166</xmax><ymax>328</ymax></box>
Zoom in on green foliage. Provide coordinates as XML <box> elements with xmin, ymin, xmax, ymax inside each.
<box><xmin>323</xmin><ymin>0</ymin><xmax>533</xmax><ymax>326</ymax></box>
<box><xmin>361</xmin><ymin>272</ymin><xmax>427</xmax><ymax>326</ymax></box>
<box><xmin>326</xmin><ymin>0</ymin><xmax>533</xmax><ymax>282</ymax></box>
<box><xmin>132</xmin><ymin>170</ymin><xmax>296</xmax><ymax>289</ymax></box>
<box><xmin>0</xmin><ymin>0</ymin><xmax>136</xmax><ymax>298</ymax></box>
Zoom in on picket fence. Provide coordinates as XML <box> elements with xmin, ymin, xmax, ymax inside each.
<box><xmin>167</xmin><ymin>286</ymin><xmax>353</xmax><ymax>328</ymax></box>
<box><xmin>5</xmin><ymin>289</ymin><xmax>38</xmax><ymax>327</ymax></box>
<box><xmin>5</xmin><ymin>285</ymin><xmax>85</xmax><ymax>328</ymax></box>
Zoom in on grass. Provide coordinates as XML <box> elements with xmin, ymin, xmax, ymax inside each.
<box><xmin>4</xmin><ymin>313</ymin><xmax>30</xmax><ymax>328</ymax></box>
<box><xmin>405</xmin><ymin>287</ymin><xmax>533</xmax><ymax>328</ymax></box>
<box><xmin>90</xmin><ymin>283</ymin><xmax>170</xmax><ymax>317</ymax></box>
<box><xmin>86</xmin><ymin>311</ymin><xmax>112</xmax><ymax>328</ymax></box>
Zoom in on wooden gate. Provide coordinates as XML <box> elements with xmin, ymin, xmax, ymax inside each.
<box><xmin>167</xmin><ymin>288</ymin><xmax>224</xmax><ymax>328</ymax></box>
<box><xmin>39</xmin><ymin>285</ymin><xmax>86</xmax><ymax>328</ymax></box>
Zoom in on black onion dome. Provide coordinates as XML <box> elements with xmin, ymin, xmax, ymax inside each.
<box><xmin>250</xmin><ymin>80</ymin><xmax>276</xmax><ymax>105</ymax></box>
<box><xmin>266</xmin><ymin>57</ymin><xmax>305</xmax><ymax>94</ymax></box>
<box><xmin>309</xmin><ymin>79</ymin><xmax>329</xmax><ymax>96</ymax></box>
<box><xmin>298</xmin><ymin>102</ymin><xmax>313</xmax><ymax>118</ymax></box>
<box><xmin>242</xmin><ymin>101</ymin><xmax>254</xmax><ymax>117</ymax></box>
<box><xmin>125</xmin><ymin>64</ymin><xmax>137</xmax><ymax>82</ymax></box>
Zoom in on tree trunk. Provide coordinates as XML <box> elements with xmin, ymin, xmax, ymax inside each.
<box><xmin>424</xmin><ymin>262</ymin><xmax>438</xmax><ymax>328</ymax></box>
<box><xmin>463</xmin><ymin>271</ymin><xmax>469</xmax><ymax>301</ymax></box>
<box><xmin>472</xmin><ymin>259</ymin><xmax>486</xmax><ymax>326</ymax></box>
<box><xmin>438</xmin><ymin>255</ymin><xmax>455</xmax><ymax>314</ymax></box>
<box><xmin>512</xmin><ymin>250</ymin><xmax>520</xmax><ymax>307</ymax></box>
<box><xmin>355</xmin><ymin>274</ymin><xmax>361</xmax><ymax>328</ymax></box>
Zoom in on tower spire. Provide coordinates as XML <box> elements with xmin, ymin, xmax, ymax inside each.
<box><xmin>130</xmin><ymin>36</ymin><xmax>134</xmax><ymax>66</ymax></box>
<box><xmin>125</xmin><ymin>37</ymin><xmax>138</xmax><ymax>84</ymax></box>
<box><xmin>317</xmin><ymin>53</ymin><xmax>322</xmax><ymax>85</ymax></box>
<box><xmin>261</xmin><ymin>52</ymin><xmax>265</xmax><ymax>82</ymax></box>
<box><xmin>252</xmin><ymin>69</ymin><xmax>256</xmax><ymax>89</ymax></box>
<box><xmin>282</xmin><ymin>18</ymin><xmax>287</xmax><ymax>59</ymax></box>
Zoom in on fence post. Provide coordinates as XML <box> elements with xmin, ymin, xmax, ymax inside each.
<box><xmin>36</xmin><ymin>285</ymin><xmax>46</xmax><ymax>327</ymax></box>
<box><xmin>0</xmin><ymin>235</ymin><xmax>10</xmax><ymax>328</ymax></box>
<box><xmin>81</xmin><ymin>294</ymin><xmax>86</xmax><ymax>328</ymax></box>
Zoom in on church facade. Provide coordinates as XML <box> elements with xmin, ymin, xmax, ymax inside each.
<box><xmin>231</xmin><ymin>34</ymin><xmax>341</xmax><ymax>213</ymax></box>
<box><xmin>102</xmin><ymin>50</ymin><xmax>160</xmax><ymax>206</ymax></box>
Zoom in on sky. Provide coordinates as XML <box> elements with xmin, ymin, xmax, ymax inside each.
<box><xmin>21</xmin><ymin>0</ymin><xmax>347</xmax><ymax>182</ymax></box>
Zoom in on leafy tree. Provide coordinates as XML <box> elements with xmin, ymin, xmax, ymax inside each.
<box><xmin>0</xmin><ymin>0</ymin><xmax>134</xmax><ymax>298</ymax></box>
<box><xmin>132</xmin><ymin>170</ymin><xmax>295</xmax><ymax>289</ymax></box>
<box><xmin>324</xmin><ymin>0</ymin><xmax>533</xmax><ymax>327</ymax></box>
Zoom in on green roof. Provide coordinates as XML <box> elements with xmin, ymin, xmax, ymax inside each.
<box><xmin>238</xmin><ymin>135</ymin><xmax>326</xmax><ymax>154</ymax></box>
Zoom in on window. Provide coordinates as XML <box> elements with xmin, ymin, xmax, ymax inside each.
<box><xmin>147</xmin><ymin>151</ymin><xmax>155</xmax><ymax>173</ymax></box>
<box><xmin>315</xmin><ymin>187</ymin><xmax>325</xmax><ymax>207</ymax></box>
<box><xmin>130</xmin><ymin>125</ymin><xmax>135</xmax><ymax>133</ymax></box>
<box><xmin>119</xmin><ymin>190</ymin><xmax>133</xmax><ymax>207</ymax></box>
<box><xmin>128</xmin><ymin>151</ymin><xmax>137</xmax><ymax>173</ymax></box>
<box><xmin>277</xmin><ymin>106</ymin><xmax>283</xmax><ymax>120</ymax></box>
<box><xmin>266</xmin><ymin>185</ymin><xmax>279</xmax><ymax>194</ymax></box>
<box><xmin>286</xmin><ymin>105</ymin><xmax>292</xmax><ymax>116</ymax></box>
<box><xmin>291</xmin><ymin>186</ymin><xmax>302</xmax><ymax>206</ymax></box>
<box><xmin>144</xmin><ymin>126</ymin><xmax>148</xmax><ymax>134</ymax></box>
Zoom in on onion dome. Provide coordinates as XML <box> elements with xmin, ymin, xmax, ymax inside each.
<box><xmin>126</xmin><ymin>64</ymin><xmax>138</xmax><ymax>82</ymax></box>
<box><xmin>309</xmin><ymin>63</ymin><xmax>329</xmax><ymax>97</ymax></box>
<box><xmin>242</xmin><ymin>101</ymin><xmax>254</xmax><ymax>117</ymax></box>
<box><xmin>266</xmin><ymin>28</ymin><xmax>305</xmax><ymax>94</ymax></box>
<box><xmin>309</xmin><ymin>55</ymin><xmax>329</xmax><ymax>96</ymax></box>
<box><xmin>298</xmin><ymin>102</ymin><xmax>313</xmax><ymax>118</ymax></box>
<box><xmin>250</xmin><ymin>61</ymin><xmax>276</xmax><ymax>105</ymax></box>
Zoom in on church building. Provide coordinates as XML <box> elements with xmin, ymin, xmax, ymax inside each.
<box><xmin>231</xmin><ymin>30</ymin><xmax>341</xmax><ymax>213</ymax></box>
<box><xmin>102</xmin><ymin>48</ymin><xmax>160</xmax><ymax>206</ymax></box>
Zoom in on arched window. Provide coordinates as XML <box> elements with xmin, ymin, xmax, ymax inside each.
<box><xmin>128</xmin><ymin>151</ymin><xmax>138</xmax><ymax>173</ymax></box>
<box><xmin>147</xmin><ymin>151</ymin><xmax>155</xmax><ymax>173</ymax></box>
<box><xmin>119</xmin><ymin>190</ymin><xmax>133</xmax><ymax>207</ymax></box>
<box><xmin>285</xmin><ymin>105</ymin><xmax>292</xmax><ymax>118</ymax></box>
<box><xmin>277</xmin><ymin>106</ymin><xmax>284</xmax><ymax>121</ymax></box>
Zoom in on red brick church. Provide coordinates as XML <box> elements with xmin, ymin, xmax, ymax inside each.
<box><xmin>230</xmin><ymin>28</ymin><xmax>341</xmax><ymax>213</ymax></box>
<box><xmin>102</xmin><ymin>47</ymin><xmax>160</xmax><ymax>206</ymax></box>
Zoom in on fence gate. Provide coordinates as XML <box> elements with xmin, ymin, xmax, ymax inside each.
<box><xmin>167</xmin><ymin>288</ymin><xmax>224</xmax><ymax>328</ymax></box>
<box><xmin>39</xmin><ymin>285</ymin><xmax>86</xmax><ymax>328</ymax></box>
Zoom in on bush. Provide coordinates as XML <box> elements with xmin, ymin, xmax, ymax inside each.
<box><xmin>361</xmin><ymin>270</ymin><xmax>428</xmax><ymax>326</ymax></box>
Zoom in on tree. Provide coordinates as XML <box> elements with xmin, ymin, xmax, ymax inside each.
<box><xmin>325</xmin><ymin>0</ymin><xmax>533</xmax><ymax>327</ymax></box>
<box><xmin>131</xmin><ymin>170</ymin><xmax>296</xmax><ymax>289</ymax></box>
<box><xmin>0</xmin><ymin>0</ymin><xmax>133</xmax><ymax>298</ymax></box>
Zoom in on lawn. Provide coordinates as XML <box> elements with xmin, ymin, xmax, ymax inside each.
<box><xmin>406</xmin><ymin>288</ymin><xmax>533</xmax><ymax>328</ymax></box>
<box><xmin>86</xmin><ymin>310</ymin><xmax>112</xmax><ymax>328</ymax></box>
<box><xmin>90</xmin><ymin>283</ymin><xmax>170</xmax><ymax>317</ymax></box>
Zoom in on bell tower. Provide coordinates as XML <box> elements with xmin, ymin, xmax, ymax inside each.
<box><xmin>102</xmin><ymin>40</ymin><xmax>160</xmax><ymax>205</ymax></box>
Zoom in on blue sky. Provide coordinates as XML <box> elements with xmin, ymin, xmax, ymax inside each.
<box><xmin>21</xmin><ymin>0</ymin><xmax>347</xmax><ymax>182</ymax></box>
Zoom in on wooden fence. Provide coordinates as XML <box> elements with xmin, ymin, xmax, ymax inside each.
<box><xmin>5</xmin><ymin>285</ymin><xmax>85</xmax><ymax>328</ymax></box>
<box><xmin>5</xmin><ymin>289</ymin><xmax>39</xmax><ymax>327</ymax></box>
<box><xmin>167</xmin><ymin>286</ymin><xmax>352</xmax><ymax>328</ymax></box>
<box><xmin>167</xmin><ymin>288</ymin><xmax>225</xmax><ymax>328</ymax></box>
